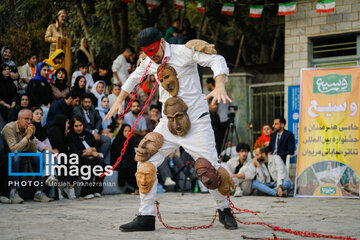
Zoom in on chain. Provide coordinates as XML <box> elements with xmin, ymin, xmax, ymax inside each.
<box><xmin>227</xmin><ymin>196</ymin><xmax>356</xmax><ymax>240</ymax></box>
<box><xmin>99</xmin><ymin>57</ymin><xmax>167</xmax><ymax>177</ymax></box>
<box><xmin>155</xmin><ymin>201</ymin><xmax>217</xmax><ymax>230</ymax></box>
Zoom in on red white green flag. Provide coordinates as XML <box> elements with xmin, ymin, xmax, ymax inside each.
<box><xmin>249</xmin><ymin>5</ymin><xmax>264</xmax><ymax>18</ymax></box>
<box><xmin>197</xmin><ymin>1</ymin><xmax>206</xmax><ymax>13</ymax></box>
<box><xmin>146</xmin><ymin>0</ymin><xmax>160</xmax><ymax>8</ymax></box>
<box><xmin>121</xmin><ymin>0</ymin><xmax>133</xmax><ymax>3</ymax></box>
<box><xmin>221</xmin><ymin>3</ymin><xmax>235</xmax><ymax>15</ymax></box>
<box><xmin>174</xmin><ymin>0</ymin><xmax>185</xmax><ymax>9</ymax></box>
<box><xmin>278</xmin><ymin>2</ymin><xmax>296</xmax><ymax>16</ymax></box>
<box><xmin>316</xmin><ymin>0</ymin><xmax>336</xmax><ymax>13</ymax></box>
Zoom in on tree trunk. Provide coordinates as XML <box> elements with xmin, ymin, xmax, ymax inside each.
<box><xmin>119</xmin><ymin>2</ymin><xmax>129</xmax><ymax>51</ymax></box>
<box><xmin>109</xmin><ymin>0</ymin><xmax>120</xmax><ymax>55</ymax></box>
<box><xmin>234</xmin><ymin>35</ymin><xmax>245</xmax><ymax>69</ymax></box>
<box><xmin>76</xmin><ymin>1</ymin><xmax>90</xmax><ymax>39</ymax></box>
<box><xmin>270</xmin><ymin>25</ymin><xmax>281</xmax><ymax>62</ymax></box>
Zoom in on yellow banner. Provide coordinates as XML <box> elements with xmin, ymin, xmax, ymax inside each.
<box><xmin>295</xmin><ymin>67</ymin><xmax>360</xmax><ymax>198</ymax></box>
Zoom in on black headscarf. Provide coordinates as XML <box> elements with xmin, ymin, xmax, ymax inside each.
<box><xmin>33</xmin><ymin>121</ymin><xmax>48</xmax><ymax>141</ymax></box>
<box><xmin>111</xmin><ymin>124</ymin><xmax>136</xmax><ymax>167</ymax></box>
<box><xmin>0</xmin><ymin>63</ymin><xmax>17</xmax><ymax>105</ymax></box>
<box><xmin>71</xmin><ymin>75</ymin><xmax>86</xmax><ymax>98</ymax></box>
<box><xmin>54</xmin><ymin>68</ymin><xmax>68</xmax><ymax>91</ymax></box>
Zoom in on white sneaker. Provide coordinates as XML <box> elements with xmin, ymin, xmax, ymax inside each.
<box><xmin>33</xmin><ymin>191</ymin><xmax>52</xmax><ymax>202</ymax></box>
<box><xmin>45</xmin><ymin>175</ymin><xmax>59</xmax><ymax>186</ymax></box>
<box><xmin>0</xmin><ymin>196</ymin><xmax>11</xmax><ymax>204</ymax></box>
<box><xmin>94</xmin><ymin>193</ymin><xmax>102</xmax><ymax>198</ymax></box>
<box><xmin>58</xmin><ymin>188</ymin><xmax>64</xmax><ymax>200</ymax></box>
<box><xmin>164</xmin><ymin>177</ymin><xmax>176</xmax><ymax>186</ymax></box>
<box><xmin>84</xmin><ymin>194</ymin><xmax>94</xmax><ymax>200</ymax></box>
<box><xmin>10</xmin><ymin>190</ymin><xmax>24</xmax><ymax>204</ymax></box>
<box><xmin>64</xmin><ymin>187</ymin><xmax>76</xmax><ymax>200</ymax></box>
<box><xmin>234</xmin><ymin>186</ymin><xmax>243</xmax><ymax>197</ymax></box>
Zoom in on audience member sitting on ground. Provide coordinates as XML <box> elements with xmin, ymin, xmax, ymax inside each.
<box><xmin>1</xmin><ymin>46</ymin><xmax>16</xmax><ymax>68</ymax></box>
<box><xmin>123</xmin><ymin>99</ymin><xmax>147</xmax><ymax>145</ymax></box>
<box><xmin>74</xmin><ymin>93</ymin><xmax>111</xmax><ymax>164</ymax></box>
<box><xmin>108</xmin><ymin>84</ymin><xmax>121</xmax><ymax>109</ymax></box>
<box><xmin>110</xmin><ymin>124</ymin><xmax>138</xmax><ymax>195</ymax></box>
<box><xmin>46</xmin><ymin>115</ymin><xmax>76</xmax><ymax>200</ymax></box>
<box><xmin>0</xmin><ymin>64</ymin><xmax>17</xmax><ymax>127</ymax></box>
<box><xmin>1</xmin><ymin>109</ymin><xmax>52</xmax><ymax>203</ymax></box>
<box><xmin>27</xmin><ymin>62</ymin><xmax>54</xmax><ymax>126</ymax></box>
<box><xmin>96</xmin><ymin>96</ymin><xmax>115</xmax><ymax>138</ymax></box>
<box><xmin>43</xmin><ymin>49</ymin><xmax>65</xmax><ymax>84</ymax></box>
<box><xmin>92</xmin><ymin>63</ymin><xmax>112</xmax><ymax>88</ymax></box>
<box><xmin>164</xmin><ymin>18</ymin><xmax>184</xmax><ymax>44</ymax></box>
<box><xmin>32</xmin><ymin>107</ymin><xmax>58</xmax><ymax>186</ymax></box>
<box><xmin>267</xmin><ymin>116</ymin><xmax>295</xmax><ymax>163</ymax></box>
<box><xmin>18</xmin><ymin>52</ymin><xmax>37</xmax><ymax>93</ymax></box>
<box><xmin>51</xmin><ymin>68</ymin><xmax>70</xmax><ymax>99</ymax></box>
<box><xmin>222</xmin><ymin>143</ymin><xmax>256</xmax><ymax>197</ymax></box>
<box><xmin>71</xmin><ymin>63</ymin><xmax>94</xmax><ymax>91</ymax></box>
<box><xmin>8</xmin><ymin>94</ymin><xmax>29</xmax><ymax>122</ymax></box>
<box><xmin>68</xmin><ymin>116</ymin><xmax>106</xmax><ymax>199</ymax></box>
<box><xmin>90</xmin><ymin>80</ymin><xmax>106</xmax><ymax>107</ymax></box>
<box><xmin>252</xmin><ymin>146</ymin><xmax>292</xmax><ymax>197</ymax></box>
<box><xmin>157</xmin><ymin>152</ymin><xmax>180</xmax><ymax>188</ymax></box>
<box><xmin>71</xmin><ymin>75</ymin><xmax>86</xmax><ymax>99</ymax></box>
<box><xmin>253</xmin><ymin>124</ymin><xmax>272</xmax><ymax>150</ymax></box>
<box><xmin>145</xmin><ymin>104</ymin><xmax>159</xmax><ymax>132</ymax></box>
<box><xmin>46</xmin><ymin>89</ymin><xmax>79</xmax><ymax>127</ymax></box>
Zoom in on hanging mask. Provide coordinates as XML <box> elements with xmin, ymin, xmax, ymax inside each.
<box><xmin>135</xmin><ymin>132</ymin><xmax>164</xmax><ymax>162</ymax></box>
<box><xmin>136</xmin><ymin>162</ymin><xmax>156</xmax><ymax>194</ymax></box>
<box><xmin>157</xmin><ymin>65</ymin><xmax>179</xmax><ymax>97</ymax></box>
<box><xmin>163</xmin><ymin>97</ymin><xmax>191</xmax><ymax>136</ymax></box>
<box><xmin>194</xmin><ymin>158</ymin><xmax>221</xmax><ymax>190</ymax></box>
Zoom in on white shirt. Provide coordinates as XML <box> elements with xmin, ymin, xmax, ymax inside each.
<box><xmin>122</xmin><ymin>42</ymin><xmax>229</xmax><ymax>121</ymax></box>
<box><xmin>112</xmin><ymin>54</ymin><xmax>128</xmax><ymax>85</ymax></box>
<box><xmin>71</xmin><ymin>71</ymin><xmax>94</xmax><ymax>89</ymax></box>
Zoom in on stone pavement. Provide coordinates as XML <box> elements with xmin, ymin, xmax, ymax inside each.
<box><xmin>0</xmin><ymin>193</ymin><xmax>359</xmax><ymax>240</ymax></box>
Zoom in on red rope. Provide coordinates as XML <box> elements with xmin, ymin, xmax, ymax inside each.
<box><xmin>154</xmin><ymin>195</ymin><xmax>356</xmax><ymax>240</ymax></box>
<box><xmin>99</xmin><ymin>57</ymin><xmax>167</xmax><ymax>177</ymax></box>
<box><xmin>155</xmin><ymin>201</ymin><xmax>218</xmax><ymax>230</ymax></box>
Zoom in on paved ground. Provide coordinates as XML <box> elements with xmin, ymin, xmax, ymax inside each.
<box><xmin>0</xmin><ymin>193</ymin><xmax>359</xmax><ymax>240</ymax></box>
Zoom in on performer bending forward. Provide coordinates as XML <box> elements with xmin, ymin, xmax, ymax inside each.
<box><xmin>105</xmin><ymin>27</ymin><xmax>237</xmax><ymax>231</ymax></box>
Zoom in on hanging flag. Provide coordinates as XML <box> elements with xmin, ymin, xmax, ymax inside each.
<box><xmin>146</xmin><ymin>0</ymin><xmax>160</xmax><ymax>8</ymax></box>
<box><xmin>316</xmin><ymin>0</ymin><xmax>336</xmax><ymax>13</ymax></box>
<box><xmin>249</xmin><ymin>5</ymin><xmax>264</xmax><ymax>18</ymax></box>
<box><xmin>121</xmin><ymin>0</ymin><xmax>133</xmax><ymax>3</ymax></box>
<box><xmin>174</xmin><ymin>0</ymin><xmax>185</xmax><ymax>9</ymax></box>
<box><xmin>221</xmin><ymin>3</ymin><xmax>235</xmax><ymax>15</ymax></box>
<box><xmin>197</xmin><ymin>1</ymin><xmax>206</xmax><ymax>13</ymax></box>
<box><xmin>278</xmin><ymin>2</ymin><xmax>297</xmax><ymax>16</ymax></box>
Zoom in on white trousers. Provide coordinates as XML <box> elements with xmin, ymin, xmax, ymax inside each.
<box><xmin>139</xmin><ymin>115</ymin><xmax>229</xmax><ymax>216</ymax></box>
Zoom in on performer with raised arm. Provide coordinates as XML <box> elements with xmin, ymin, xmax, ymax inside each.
<box><xmin>105</xmin><ymin>27</ymin><xmax>236</xmax><ymax>232</ymax></box>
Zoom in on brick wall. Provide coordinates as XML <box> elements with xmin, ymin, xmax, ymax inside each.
<box><xmin>284</xmin><ymin>0</ymin><xmax>360</xmax><ymax>119</ymax></box>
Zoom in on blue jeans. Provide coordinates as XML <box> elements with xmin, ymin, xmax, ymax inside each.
<box><xmin>10</xmin><ymin>155</ymin><xmax>43</xmax><ymax>192</ymax></box>
<box><xmin>40</xmin><ymin>106</ymin><xmax>49</xmax><ymax>127</ymax></box>
<box><xmin>252</xmin><ymin>179</ymin><xmax>292</xmax><ymax>196</ymax></box>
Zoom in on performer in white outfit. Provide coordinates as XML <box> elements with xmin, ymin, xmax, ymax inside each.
<box><xmin>105</xmin><ymin>27</ymin><xmax>236</xmax><ymax>232</ymax></box>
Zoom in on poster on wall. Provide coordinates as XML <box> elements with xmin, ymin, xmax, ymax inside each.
<box><xmin>295</xmin><ymin>67</ymin><xmax>360</xmax><ymax>198</ymax></box>
<box><xmin>288</xmin><ymin>85</ymin><xmax>300</xmax><ymax>163</ymax></box>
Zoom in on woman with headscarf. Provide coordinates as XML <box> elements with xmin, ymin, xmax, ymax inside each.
<box><xmin>51</xmin><ymin>67</ymin><xmax>70</xmax><ymax>99</ymax></box>
<box><xmin>45</xmin><ymin>9</ymin><xmax>72</xmax><ymax>57</ymax></box>
<box><xmin>68</xmin><ymin>116</ymin><xmax>106</xmax><ymax>199</ymax></box>
<box><xmin>96</xmin><ymin>96</ymin><xmax>115</xmax><ymax>138</ymax></box>
<box><xmin>8</xmin><ymin>93</ymin><xmax>29</xmax><ymax>122</ymax></box>
<box><xmin>110</xmin><ymin>124</ymin><xmax>138</xmax><ymax>194</ymax></box>
<box><xmin>27</xmin><ymin>62</ymin><xmax>54</xmax><ymax>126</ymax></box>
<box><xmin>0</xmin><ymin>64</ymin><xmax>17</xmax><ymax>126</ymax></box>
<box><xmin>1</xmin><ymin>46</ymin><xmax>16</xmax><ymax>67</ymax></box>
<box><xmin>43</xmin><ymin>49</ymin><xmax>65</xmax><ymax>84</ymax></box>
<box><xmin>253</xmin><ymin>124</ymin><xmax>272</xmax><ymax>150</ymax></box>
<box><xmin>90</xmin><ymin>80</ymin><xmax>105</xmax><ymax>107</ymax></box>
<box><xmin>77</xmin><ymin>38</ymin><xmax>95</xmax><ymax>74</ymax></box>
<box><xmin>71</xmin><ymin>75</ymin><xmax>86</xmax><ymax>99</ymax></box>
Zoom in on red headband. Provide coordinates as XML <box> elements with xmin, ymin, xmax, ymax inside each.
<box><xmin>141</xmin><ymin>41</ymin><xmax>160</xmax><ymax>57</ymax></box>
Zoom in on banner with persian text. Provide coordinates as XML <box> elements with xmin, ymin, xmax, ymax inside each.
<box><xmin>295</xmin><ymin>67</ymin><xmax>360</xmax><ymax>198</ymax></box>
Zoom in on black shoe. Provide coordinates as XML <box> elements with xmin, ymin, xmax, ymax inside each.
<box><xmin>119</xmin><ymin>215</ymin><xmax>155</xmax><ymax>232</ymax></box>
<box><xmin>218</xmin><ymin>208</ymin><xmax>238</xmax><ymax>230</ymax></box>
